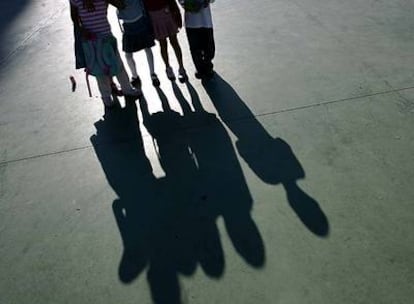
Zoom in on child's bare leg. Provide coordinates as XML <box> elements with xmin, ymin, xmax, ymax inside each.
<box><xmin>144</xmin><ymin>48</ymin><xmax>155</xmax><ymax>75</ymax></box>
<box><xmin>115</xmin><ymin>52</ymin><xmax>141</xmax><ymax>96</ymax></box>
<box><xmin>169</xmin><ymin>34</ymin><xmax>187</xmax><ymax>82</ymax></box>
<box><xmin>145</xmin><ymin>47</ymin><xmax>160</xmax><ymax>86</ymax></box>
<box><xmin>125</xmin><ymin>52</ymin><xmax>141</xmax><ymax>88</ymax></box>
<box><xmin>159</xmin><ymin>39</ymin><xmax>170</xmax><ymax>68</ymax></box>
<box><xmin>169</xmin><ymin>34</ymin><xmax>184</xmax><ymax>69</ymax></box>
<box><xmin>160</xmin><ymin>39</ymin><xmax>175</xmax><ymax>80</ymax></box>
<box><xmin>96</xmin><ymin>76</ymin><xmax>114</xmax><ymax>107</ymax></box>
<box><xmin>125</xmin><ymin>52</ymin><xmax>138</xmax><ymax>78</ymax></box>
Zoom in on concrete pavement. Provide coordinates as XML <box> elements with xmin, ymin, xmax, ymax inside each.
<box><xmin>0</xmin><ymin>1</ymin><xmax>413</xmax><ymax>303</ymax></box>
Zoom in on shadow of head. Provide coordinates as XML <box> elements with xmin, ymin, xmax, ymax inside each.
<box><xmin>92</xmin><ymin>89</ymin><xmax>268</xmax><ymax>304</ymax></box>
<box><xmin>203</xmin><ymin>73</ymin><xmax>330</xmax><ymax>237</ymax></box>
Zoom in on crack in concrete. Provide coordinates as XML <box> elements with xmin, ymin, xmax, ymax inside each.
<box><xmin>0</xmin><ymin>150</ymin><xmax>7</xmax><ymax>199</ymax></box>
<box><xmin>1</xmin><ymin>85</ymin><xmax>413</xmax><ymax>166</ymax></box>
<box><xmin>0</xmin><ymin>3</ymin><xmax>66</xmax><ymax>67</ymax></box>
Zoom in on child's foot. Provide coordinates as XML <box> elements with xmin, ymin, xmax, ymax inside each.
<box><xmin>178</xmin><ymin>67</ymin><xmax>188</xmax><ymax>83</ymax></box>
<box><xmin>111</xmin><ymin>82</ymin><xmax>124</xmax><ymax>96</ymax></box>
<box><xmin>166</xmin><ymin>67</ymin><xmax>176</xmax><ymax>81</ymax></box>
<box><xmin>102</xmin><ymin>96</ymin><xmax>116</xmax><ymax>108</ymax></box>
<box><xmin>151</xmin><ymin>73</ymin><xmax>160</xmax><ymax>87</ymax></box>
<box><xmin>130</xmin><ymin>76</ymin><xmax>142</xmax><ymax>89</ymax></box>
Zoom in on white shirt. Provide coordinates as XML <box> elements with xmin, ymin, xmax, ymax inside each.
<box><xmin>184</xmin><ymin>4</ymin><xmax>213</xmax><ymax>28</ymax></box>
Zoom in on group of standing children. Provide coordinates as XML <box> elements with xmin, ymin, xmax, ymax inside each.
<box><xmin>70</xmin><ymin>0</ymin><xmax>216</xmax><ymax>108</ymax></box>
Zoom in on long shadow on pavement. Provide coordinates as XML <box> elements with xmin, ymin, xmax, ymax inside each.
<box><xmin>90</xmin><ymin>84</ymin><xmax>265</xmax><ymax>304</ymax></box>
<box><xmin>203</xmin><ymin>73</ymin><xmax>330</xmax><ymax>237</ymax></box>
<box><xmin>0</xmin><ymin>0</ymin><xmax>30</xmax><ymax>65</ymax></box>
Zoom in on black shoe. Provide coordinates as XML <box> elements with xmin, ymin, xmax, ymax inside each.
<box><xmin>131</xmin><ymin>76</ymin><xmax>142</xmax><ymax>89</ymax></box>
<box><xmin>166</xmin><ymin>67</ymin><xmax>176</xmax><ymax>81</ymax></box>
<box><xmin>151</xmin><ymin>73</ymin><xmax>160</xmax><ymax>87</ymax></box>
<box><xmin>111</xmin><ymin>82</ymin><xmax>123</xmax><ymax>96</ymax></box>
<box><xmin>178</xmin><ymin>68</ymin><xmax>188</xmax><ymax>83</ymax></box>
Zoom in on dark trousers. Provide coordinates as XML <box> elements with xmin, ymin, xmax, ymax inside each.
<box><xmin>186</xmin><ymin>27</ymin><xmax>215</xmax><ymax>74</ymax></box>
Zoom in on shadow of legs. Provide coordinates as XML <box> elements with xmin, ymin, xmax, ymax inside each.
<box><xmin>225</xmin><ymin>215</ymin><xmax>265</xmax><ymax>268</ymax></box>
<box><xmin>203</xmin><ymin>73</ymin><xmax>330</xmax><ymax>237</ymax></box>
<box><xmin>283</xmin><ymin>181</ymin><xmax>329</xmax><ymax>236</ymax></box>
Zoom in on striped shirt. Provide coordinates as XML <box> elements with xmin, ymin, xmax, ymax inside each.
<box><xmin>70</xmin><ymin>0</ymin><xmax>111</xmax><ymax>35</ymax></box>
